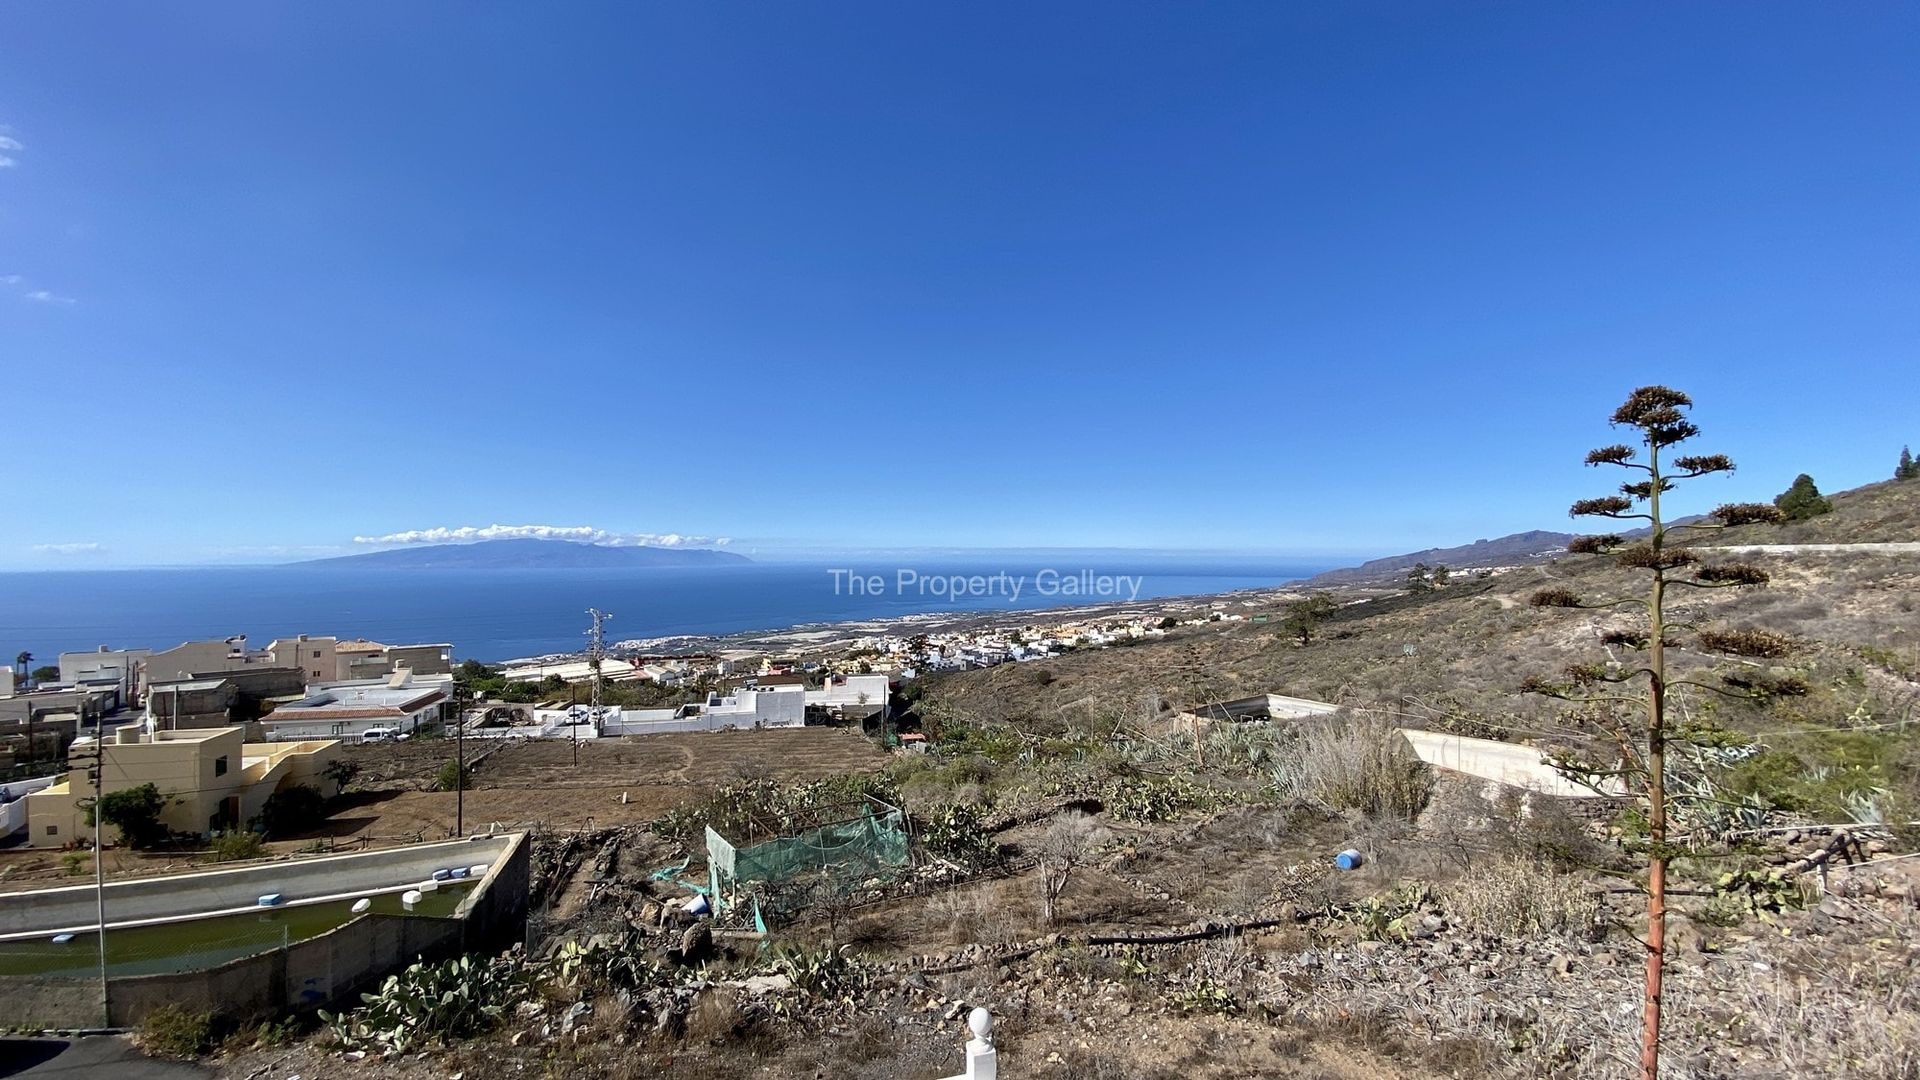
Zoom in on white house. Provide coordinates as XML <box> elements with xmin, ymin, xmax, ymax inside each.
<box><xmin>58</xmin><ymin>645</ymin><xmax>153</xmax><ymax>703</ymax></box>
<box><xmin>258</xmin><ymin>674</ymin><xmax>450</xmax><ymax>741</ymax></box>
<box><xmin>607</xmin><ymin>683</ymin><xmax>806</xmax><ymax>736</ymax></box>
<box><xmin>804</xmin><ymin>674</ymin><xmax>890</xmax><ymax>712</ymax></box>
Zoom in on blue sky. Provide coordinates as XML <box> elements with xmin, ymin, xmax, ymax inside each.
<box><xmin>2</xmin><ymin>3</ymin><xmax>1915</xmax><ymax>569</ymax></box>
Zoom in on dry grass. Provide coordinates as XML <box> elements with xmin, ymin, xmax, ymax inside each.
<box><xmin>1273</xmin><ymin>713</ymin><xmax>1432</xmax><ymax>821</ymax></box>
<box><xmin>1710</xmin><ymin>961</ymin><xmax>1920</xmax><ymax>1080</ymax></box>
<box><xmin>1441</xmin><ymin>856</ymin><xmax>1602</xmax><ymax>941</ymax></box>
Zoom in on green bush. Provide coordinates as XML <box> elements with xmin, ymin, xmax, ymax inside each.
<box><xmin>138</xmin><ymin>1002</ymin><xmax>216</xmax><ymax>1059</ymax></box>
<box><xmin>918</xmin><ymin>803</ymin><xmax>1001</xmax><ymax>868</ymax></box>
<box><xmin>435</xmin><ymin>759</ymin><xmax>471</xmax><ymax>792</ymax></box>
<box><xmin>255</xmin><ymin>784</ymin><xmax>328</xmax><ymax>838</ymax></box>
<box><xmin>89</xmin><ymin>783</ymin><xmax>168</xmax><ymax>849</ymax></box>
<box><xmin>321</xmin><ymin>950</ymin><xmax>541</xmax><ymax>1055</ymax></box>
<box><xmin>207</xmin><ymin>830</ymin><xmax>266</xmax><ymax>862</ymax></box>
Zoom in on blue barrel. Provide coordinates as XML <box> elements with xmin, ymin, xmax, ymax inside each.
<box><xmin>1334</xmin><ymin>848</ymin><xmax>1366</xmax><ymax>871</ymax></box>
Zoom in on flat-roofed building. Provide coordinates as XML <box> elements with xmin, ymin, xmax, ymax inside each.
<box><xmin>268</xmin><ymin>635</ymin><xmax>340</xmax><ymax>683</ymax></box>
<box><xmin>57</xmin><ymin>645</ymin><xmax>153</xmax><ymax>703</ymax></box>
<box><xmin>146</xmin><ymin>636</ymin><xmax>273</xmax><ymax>684</ymax></box>
<box><xmin>259</xmin><ymin>674</ymin><xmax>451</xmax><ymax>741</ymax></box>
<box><xmin>25</xmin><ymin>723</ymin><xmax>341</xmax><ymax>847</ymax></box>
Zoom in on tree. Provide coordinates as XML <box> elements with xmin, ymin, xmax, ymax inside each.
<box><xmin>31</xmin><ymin>665</ymin><xmax>60</xmax><ymax>684</ymax></box>
<box><xmin>1525</xmin><ymin>386</ymin><xmax>1788</xmax><ymax>1080</ymax></box>
<box><xmin>1404</xmin><ymin>562</ymin><xmax>1435</xmax><ymax>593</ymax></box>
<box><xmin>1278</xmin><ymin>593</ymin><xmax>1338</xmax><ymax>645</ymax></box>
<box><xmin>1036</xmin><ymin>809</ymin><xmax>1110</xmax><ymax>923</ymax></box>
<box><xmin>1773</xmin><ymin>473</ymin><xmax>1832</xmax><ymax>521</ymax></box>
<box><xmin>322</xmin><ymin>758</ymin><xmax>361</xmax><ymax>796</ymax></box>
<box><xmin>89</xmin><ymin>783</ymin><xmax>169</xmax><ymax>849</ymax></box>
<box><xmin>436</xmin><ymin>758</ymin><xmax>472</xmax><ymax>792</ymax></box>
<box><xmin>255</xmin><ymin>785</ymin><xmax>328</xmax><ymax>838</ymax></box>
<box><xmin>14</xmin><ymin>651</ymin><xmax>31</xmax><ymax>687</ymax></box>
<box><xmin>1898</xmin><ymin>445</ymin><xmax>1917</xmax><ymax>481</ymax></box>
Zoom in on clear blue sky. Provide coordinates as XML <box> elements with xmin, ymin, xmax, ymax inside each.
<box><xmin>3</xmin><ymin>3</ymin><xmax>1915</xmax><ymax>568</ymax></box>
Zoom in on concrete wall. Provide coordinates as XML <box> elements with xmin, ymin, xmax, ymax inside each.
<box><xmin>147</xmin><ymin>641</ymin><xmax>272</xmax><ymax>684</ymax></box>
<box><xmin>0</xmin><ymin>775</ymin><xmax>59</xmax><ymax>838</ymax></box>
<box><xmin>1</xmin><ymin>833</ymin><xmax>530</xmax><ymax>1027</ymax></box>
<box><xmin>1398</xmin><ymin>729</ymin><xmax>1624</xmax><ymax>799</ymax></box>
<box><xmin>0</xmin><ymin>834</ymin><xmax>522</xmax><ymax>935</ymax></box>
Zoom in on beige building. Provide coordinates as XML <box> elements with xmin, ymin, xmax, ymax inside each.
<box><xmin>333</xmin><ymin>640</ymin><xmax>454</xmax><ymax>681</ymax></box>
<box><xmin>268</xmin><ymin>635</ymin><xmax>341</xmax><ymax>683</ymax></box>
<box><xmin>145</xmin><ymin>637</ymin><xmax>274</xmax><ymax>684</ymax></box>
<box><xmin>25</xmin><ymin>724</ymin><xmax>341</xmax><ymax>848</ymax></box>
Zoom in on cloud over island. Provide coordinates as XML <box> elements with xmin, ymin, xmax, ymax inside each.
<box><xmin>352</xmin><ymin>524</ymin><xmax>730</xmax><ymax>548</ymax></box>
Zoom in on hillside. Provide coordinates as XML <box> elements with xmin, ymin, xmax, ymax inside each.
<box><xmin>1302</xmin><ymin>529</ymin><xmax>1575</xmax><ymax>585</ymax></box>
<box><xmin>1697</xmin><ymin>476</ymin><xmax>1920</xmax><ymax>546</ymax></box>
<box><xmin>291</xmin><ymin>538</ymin><xmax>750</xmax><ymax>570</ymax></box>
<box><xmin>922</xmin><ymin>473</ymin><xmax>1920</xmax><ymax>795</ymax></box>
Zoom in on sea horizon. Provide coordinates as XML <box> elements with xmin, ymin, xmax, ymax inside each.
<box><xmin>0</xmin><ymin>556</ymin><xmax>1339</xmax><ymax>664</ymax></box>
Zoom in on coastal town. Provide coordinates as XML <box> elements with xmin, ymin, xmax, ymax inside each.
<box><xmin>6</xmin><ymin>5</ymin><xmax>1918</xmax><ymax>1077</ymax></box>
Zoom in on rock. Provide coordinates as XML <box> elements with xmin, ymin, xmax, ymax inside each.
<box><xmin>739</xmin><ymin>973</ymin><xmax>792</xmax><ymax>995</ymax></box>
<box><xmin>1592</xmin><ymin>949</ymin><xmax>1618</xmax><ymax>968</ymax></box>
<box><xmin>1551</xmin><ymin>954</ymin><xmax>1574</xmax><ymax>976</ymax></box>
<box><xmin>1357</xmin><ymin>940</ymin><xmax>1385</xmax><ymax>955</ymax></box>
<box><xmin>560</xmin><ymin>1001</ymin><xmax>592</xmax><ymax>1034</ymax></box>
<box><xmin>679</xmin><ymin>922</ymin><xmax>714</xmax><ymax>964</ymax></box>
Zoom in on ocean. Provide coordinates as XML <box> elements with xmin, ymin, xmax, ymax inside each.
<box><xmin>0</xmin><ymin>558</ymin><xmax>1335</xmax><ymax>663</ymax></box>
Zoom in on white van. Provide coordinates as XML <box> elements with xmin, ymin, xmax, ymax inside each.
<box><xmin>359</xmin><ymin>727</ymin><xmax>401</xmax><ymax>744</ymax></box>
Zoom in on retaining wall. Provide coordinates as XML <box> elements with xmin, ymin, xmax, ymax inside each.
<box><xmin>0</xmin><ymin>833</ymin><xmax>530</xmax><ymax>1028</ymax></box>
<box><xmin>0</xmin><ymin>834</ymin><xmax>519</xmax><ymax>936</ymax></box>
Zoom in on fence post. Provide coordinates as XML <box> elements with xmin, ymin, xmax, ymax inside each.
<box><xmin>939</xmin><ymin>1008</ymin><xmax>995</xmax><ymax>1080</ymax></box>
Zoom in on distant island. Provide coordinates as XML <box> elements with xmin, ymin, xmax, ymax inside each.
<box><xmin>290</xmin><ymin>539</ymin><xmax>751</xmax><ymax>570</ymax></box>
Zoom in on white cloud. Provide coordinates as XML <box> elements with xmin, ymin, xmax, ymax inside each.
<box><xmin>33</xmin><ymin>542</ymin><xmax>103</xmax><ymax>555</ymax></box>
<box><xmin>352</xmin><ymin>524</ymin><xmax>730</xmax><ymax>548</ymax></box>
<box><xmin>0</xmin><ymin>275</ymin><xmax>20</xmax><ymax>285</ymax></box>
<box><xmin>24</xmin><ymin>290</ymin><xmax>75</xmax><ymax>305</ymax></box>
<box><xmin>0</xmin><ymin>136</ymin><xmax>21</xmax><ymax>151</ymax></box>
<box><xmin>0</xmin><ymin>157</ymin><xmax>14</xmax><ymax>169</ymax></box>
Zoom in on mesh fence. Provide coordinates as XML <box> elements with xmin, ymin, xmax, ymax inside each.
<box><xmin>706</xmin><ymin>802</ymin><xmax>910</xmax><ymax>916</ymax></box>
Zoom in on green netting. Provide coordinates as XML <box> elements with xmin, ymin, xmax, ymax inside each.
<box><xmin>706</xmin><ymin>804</ymin><xmax>909</xmax><ymax>907</ymax></box>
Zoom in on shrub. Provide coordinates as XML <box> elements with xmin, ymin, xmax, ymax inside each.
<box><xmin>1272</xmin><ymin>714</ymin><xmax>1430</xmax><ymax>820</ymax></box>
<box><xmin>90</xmin><ymin>783</ymin><xmax>168</xmax><ymax>849</ymax></box>
<box><xmin>255</xmin><ymin>784</ymin><xmax>327</xmax><ymax>838</ymax></box>
<box><xmin>1774</xmin><ymin>473</ymin><xmax>1833</xmax><ymax>521</ymax></box>
<box><xmin>917</xmin><ymin>802</ymin><xmax>1001</xmax><ymax>869</ymax></box>
<box><xmin>61</xmin><ymin>852</ymin><xmax>89</xmax><ymax>876</ymax></box>
<box><xmin>435</xmin><ymin>759</ymin><xmax>471</xmax><ymax>792</ymax></box>
<box><xmin>321</xmin><ymin>950</ymin><xmax>541</xmax><ymax>1055</ymax></box>
<box><xmin>138</xmin><ymin>1002</ymin><xmax>216</xmax><ymax>1059</ymax></box>
<box><xmin>1443</xmin><ymin>857</ymin><xmax>1602</xmax><ymax>941</ymax></box>
<box><xmin>207</xmin><ymin>830</ymin><xmax>266</xmax><ymax>862</ymax></box>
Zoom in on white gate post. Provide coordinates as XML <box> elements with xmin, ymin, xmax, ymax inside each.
<box><xmin>940</xmin><ymin>1007</ymin><xmax>995</xmax><ymax>1080</ymax></box>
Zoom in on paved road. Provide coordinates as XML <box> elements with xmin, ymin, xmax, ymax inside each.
<box><xmin>1708</xmin><ymin>542</ymin><xmax>1920</xmax><ymax>555</ymax></box>
<box><xmin>0</xmin><ymin>1036</ymin><xmax>209</xmax><ymax>1079</ymax></box>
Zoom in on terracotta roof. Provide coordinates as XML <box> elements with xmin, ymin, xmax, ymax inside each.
<box><xmin>264</xmin><ymin>706</ymin><xmax>404</xmax><ymax>721</ymax></box>
<box><xmin>335</xmin><ymin>640</ymin><xmax>389</xmax><ymax>654</ymax></box>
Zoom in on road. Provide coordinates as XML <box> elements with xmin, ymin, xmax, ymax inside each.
<box><xmin>0</xmin><ymin>1037</ymin><xmax>208</xmax><ymax>1079</ymax></box>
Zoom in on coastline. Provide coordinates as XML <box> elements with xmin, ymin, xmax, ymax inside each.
<box><xmin>501</xmin><ymin>579</ymin><xmax>1315</xmax><ymax>665</ymax></box>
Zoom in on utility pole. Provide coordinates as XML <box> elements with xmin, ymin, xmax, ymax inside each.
<box><xmin>453</xmin><ymin>680</ymin><xmax>466</xmax><ymax>838</ymax></box>
<box><xmin>584</xmin><ymin>609</ymin><xmax>612</xmax><ymax>767</ymax></box>
<box><xmin>80</xmin><ymin>742</ymin><xmax>109</xmax><ymax>1027</ymax></box>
